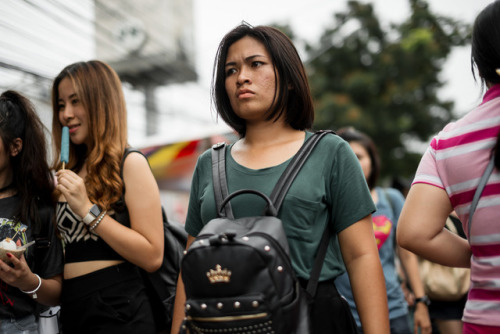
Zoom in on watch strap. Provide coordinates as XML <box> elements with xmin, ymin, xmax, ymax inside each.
<box><xmin>82</xmin><ymin>204</ymin><xmax>101</xmax><ymax>225</ymax></box>
<box><xmin>415</xmin><ymin>295</ymin><xmax>431</xmax><ymax>306</ymax></box>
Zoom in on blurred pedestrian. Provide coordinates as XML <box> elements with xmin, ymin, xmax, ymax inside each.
<box><xmin>335</xmin><ymin>127</ymin><xmax>431</xmax><ymax>334</ymax></box>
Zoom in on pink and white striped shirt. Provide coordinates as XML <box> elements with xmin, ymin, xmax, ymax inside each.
<box><xmin>413</xmin><ymin>84</ymin><xmax>500</xmax><ymax>328</ymax></box>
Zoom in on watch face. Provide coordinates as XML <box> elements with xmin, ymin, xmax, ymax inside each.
<box><xmin>90</xmin><ymin>204</ymin><xmax>101</xmax><ymax>217</ymax></box>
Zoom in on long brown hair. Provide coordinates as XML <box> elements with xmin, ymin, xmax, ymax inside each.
<box><xmin>51</xmin><ymin>60</ymin><xmax>128</xmax><ymax>209</ymax></box>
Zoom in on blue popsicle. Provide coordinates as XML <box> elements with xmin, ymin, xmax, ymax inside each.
<box><xmin>60</xmin><ymin>126</ymin><xmax>69</xmax><ymax>169</ymax></box>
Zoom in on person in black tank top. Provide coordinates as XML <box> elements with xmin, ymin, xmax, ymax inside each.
<box><xmin>51</xmin><ymin>60</ymin><xmax>164</xmax><ymax>334</ymax></box>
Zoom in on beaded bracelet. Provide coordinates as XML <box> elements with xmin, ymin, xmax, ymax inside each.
<box><xmin>89</xmin><ymin>210</ymin><xmax>107</xmax><ymax>233</ymax></box>
<box><xmin>20</xmin><ymin>273</ymin><xmax>41</xmax><ymax>299</ymax></box>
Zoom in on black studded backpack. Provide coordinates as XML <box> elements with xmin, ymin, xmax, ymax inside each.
<box><xmin>180</xmin><ymin>131</ymin><xmax>333</xmax><ymax>334</ymax></box>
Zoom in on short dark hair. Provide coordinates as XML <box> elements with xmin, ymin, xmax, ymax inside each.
<box><xmin>471</xmin><ymin>0</ymin><xmax>500</xmax><ymax>87</ymax></box>
<box><xmin>211</xmin><ymin>23</ymin><xmax>314</xmax><ymax>137</ymax></box>
<box><xmin>336</xmin><ymin>127</ymin><xmax>380</xmax><ymax>189</ymax></box>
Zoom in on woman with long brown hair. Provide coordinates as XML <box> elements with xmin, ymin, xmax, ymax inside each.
<box><xmin>52</xmin><ymin>60</ymin><xmax>163</xmax><ymax>333</ymax></box>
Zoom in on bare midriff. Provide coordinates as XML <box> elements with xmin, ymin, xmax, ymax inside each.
<box><xmin>64</xmin><ymin>260</ymin><xmax>125</xmax><ymax>279</ymax></box>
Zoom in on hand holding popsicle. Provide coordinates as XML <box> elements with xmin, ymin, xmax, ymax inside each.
<box><xmin>60</xmin><ymin>126</ymin><xmax>69</xmax><ymax>169</ymax></box>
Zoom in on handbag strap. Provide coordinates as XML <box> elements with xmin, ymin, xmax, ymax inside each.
<box><xmin>211</xmin><ymin>130</ymin><xmax>335</xmax><ymax>297</ymax></box>
<box><xmin>468</xmin><ymin>154</ymin><xmax>495</xmax><ymax>237</ymax></box>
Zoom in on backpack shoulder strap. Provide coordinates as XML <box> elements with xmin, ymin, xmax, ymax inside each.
<box><xmin>270</xmin><ymin>130</ymin><xmax>334</xmax><ymax>212</ymax></box>
<box><xmin>211</xmin><ymin>143</ymin><xmax>234</xmax><ymax>219</ymax></box>
<box><xmin>268</xmin><ymin>130</ymin><xmax>334</xmax><ymax>297</ymax></box>
<box><xmin>468</xmin><ymin>154</ymin><xmax>495</xmax><ymax>237</ymax></box>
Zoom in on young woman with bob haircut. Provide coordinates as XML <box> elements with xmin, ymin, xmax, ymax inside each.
<box><xmin>172</xmin><ymin>23</ymin><xmax>389</xmax><ymax>334</ymax></box>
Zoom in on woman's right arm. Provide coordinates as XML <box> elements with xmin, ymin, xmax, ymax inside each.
<box><xmin>397</xmin><ymin>183</ymin><xmax>471</xmax><ymax>267</ymax></box>
<box><xmin>171</xmin><ymin>235</ymin><xmax>196</xmax><ymax>334</ymax></box>
<box><xmin>339</xmin><ymin>214</ymin><xmax>390</xmax><ymax>334</ymax></box>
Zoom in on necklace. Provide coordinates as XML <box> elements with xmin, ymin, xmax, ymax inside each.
<box><xmin>0</xmin><ymin>183</ymin><xmax>13</xmax><ymax>193</ymax></box>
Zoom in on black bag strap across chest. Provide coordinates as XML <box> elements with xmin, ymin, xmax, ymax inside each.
<box><xmin>211</xmin><ymin>130</ymin><xmax>334</xmax><ymax>296</ymax></box>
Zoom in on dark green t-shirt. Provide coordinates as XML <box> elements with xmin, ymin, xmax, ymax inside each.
<box><xmin>185</xmin><ymin>131</ymin><xmax>375</xmax><ymax>280</ymax></box>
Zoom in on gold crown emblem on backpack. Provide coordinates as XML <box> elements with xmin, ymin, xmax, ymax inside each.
<box><xmin>206</xmin><ymin>264</ymin><xmax>232</xmax><ymax>284</ymax></box>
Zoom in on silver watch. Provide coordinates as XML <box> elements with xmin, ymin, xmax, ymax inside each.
<box><xmin>82</xmin><ymin>204</ymin><xmax>102</xmax><ymax>226</ymax></box>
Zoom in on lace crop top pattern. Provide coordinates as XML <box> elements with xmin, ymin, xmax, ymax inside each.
<box><xmin>56</xmin><ymin>202</ymin><xmax>129</xmax><ymax>263</ymax></box>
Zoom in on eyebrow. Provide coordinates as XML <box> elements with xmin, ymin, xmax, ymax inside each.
<box><xmin>58</xmin><ymin>93</ymin><xmax>77</xmax><ymax>102</ymax></box>
<box><xmin>225</xmin><ymin>54</ymin><xmax>265</xmax><ymax>67</ymax></box>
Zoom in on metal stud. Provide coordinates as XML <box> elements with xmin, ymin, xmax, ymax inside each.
<box><xmin>242</xmin><ymin>236</ymin><xmax>249</xmax><ymax>241</ymax></box>
<box><xmin>264</xmin><ymin>245</ymin><xmax>271</xmax><ymax>251</ymax></box>
<box><xmin>234</xmin><ymin>301</ymin><xmax>241</xmax><ymax>308</ymax></box>
<box><xmin>252</xmin><ymin>301</ymin><xmax>259</xmax><ymax>308</ymax></box>
<box><xmin>217</xmin><ymin>302</ymin><xmax>223</xmax><ymax>309</ymax></box>
<box><xmin>185</xmin><ymin>304</ymin><xmax>191</xmax><ymax>311</ymax></box>
<box><xmin>201</xmin><ymin>303</ymin><xmax>207</xmax><ymax>310</ymax></box>
<box><xmin>183</xmin><ymin>250</ymin><xmax>187</xmax><ymax>255</ymax></box>
<box><xmin>277</xmin><ymin>266</ymin><xmax>283</xmax><ymax>272</ymax></box>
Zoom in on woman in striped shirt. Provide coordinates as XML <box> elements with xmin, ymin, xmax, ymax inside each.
<box><xmin>397</xmin><ymin>2</ymin><xmax>500</xmax><ymax>333</ymax></box>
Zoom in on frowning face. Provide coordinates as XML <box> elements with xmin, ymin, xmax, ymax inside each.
<box><xmin>224</xmin><ymin>36</ymin><xmax>278</xmax><ymax>125</ymax></box>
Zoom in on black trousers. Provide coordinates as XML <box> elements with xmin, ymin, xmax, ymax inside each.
<box><xmin>60</xmin><ymin>262</ymin><xmax>156</xmax><ymax>334</ymax></box>
<box><xmin>300</xmin><ymin>278</ymin><xmax>359</xmax><ymax>334</ymax></box>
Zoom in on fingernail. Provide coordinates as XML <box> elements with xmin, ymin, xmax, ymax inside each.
<box><xmin>6</xmin><ymin>254</ymin><xmax>12</xmax><ymax>258</ymax></box>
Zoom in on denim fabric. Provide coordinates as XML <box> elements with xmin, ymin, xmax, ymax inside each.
<box><xmin>389</xmin><ymin>314</ymin><xmax>412</xmax><ymax>334</ymax></box>
<box><xmin>0</xmin><ymin>314</ymin><xmax>38</xmax><ymax>334</ymax></box>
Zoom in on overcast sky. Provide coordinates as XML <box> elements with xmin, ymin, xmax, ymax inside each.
<box><xmin>189</xmin><ymin>0</ymin><xmax>492</xmax><ymax>118</ymax></box>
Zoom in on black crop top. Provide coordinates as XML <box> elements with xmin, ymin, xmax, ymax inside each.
<box><xmin>56</xmin><ymin>201</ymin><xmax>130</xmax><ymax>263</ymax></box>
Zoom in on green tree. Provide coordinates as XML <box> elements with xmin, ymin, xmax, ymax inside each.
<box><xmin>305</xmin><ymin>0</ymin><xmax>470</xmax><ymax>182</ymax></box>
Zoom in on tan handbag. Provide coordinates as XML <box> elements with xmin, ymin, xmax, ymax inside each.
<box><xmin>418</xmin><ymin>217</ymin><xmax>470</xmax><ymax>301</ymax></box>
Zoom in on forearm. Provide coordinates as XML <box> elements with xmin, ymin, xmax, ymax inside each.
<box><xmin>348</xmin><ymin>253</ymin><xmax>390</xmax><ymax>334</ymax></box>
<box><xmin>399</xmin><ymin>248</ymin><xmax>425</xmax><ymax>298</ymax></box>
<box><xmin>92</xmin><ymin>215</ymin><xmax>164</xmax><ymax>272</ymax></box>
<box><xmin>400</xmin><ymin>227</ymin><xmax>471</xmax><ymax>268</ymax></box>
<box><xmin>171</xmin><ymin>274</ymin><xmax>187</xmax><ymax>334</ymax></box>
<box><xmin>399</xmin><ymin>249</ymin><xmax>431</xmax><ymax>333</ymax></box>
<box><xmin>20</xmin><ymin>274</ymin><xmax>62</xmax><ymax>307</ymax></box>
<box><xmin>397</xmin><ymin>184</ymin><xmax>471</xmax><ymax>268</ymax></box>
<box><xmin>171</xmin><ymin>235</ymin><xmax>195</xmax><ymax>334</ymax></box>
<box><xmin>37</xmin><ymin>275</ymin><xmax>63</xmax><ymax>306</ymax></box>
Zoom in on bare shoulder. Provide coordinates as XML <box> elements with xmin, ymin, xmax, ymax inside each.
<box><xmin>122</xmin><ymin>150</ymin><xmax>156</xmax><ymax>191</ymax></box>
<box><xmin>122</xmin><ymin>150</ymin><xmax>150</xmax><ymax>173</ymax></box>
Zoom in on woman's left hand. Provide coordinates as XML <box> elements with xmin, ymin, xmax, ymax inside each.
<box><xmin>56</xmin><ymin>169</ymin><xmax>92</xmax><ymax>218</ymax></box>
<box><xmin>413</xmin><ymin>303</ymin><xmax>432</xmax><ymax>334</ymax></box>
<box><xmin>0</xmin><ymin>252</ymin><xmax>37</xmax><ymax>291</ymax></box>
